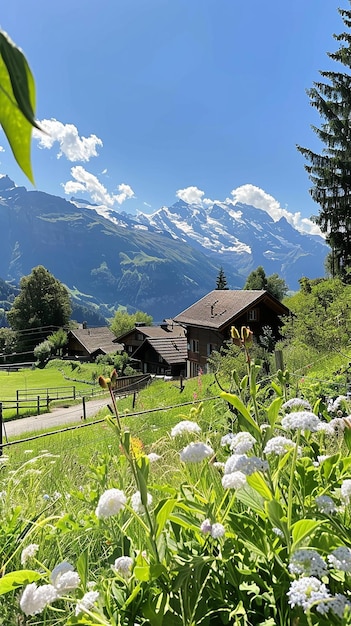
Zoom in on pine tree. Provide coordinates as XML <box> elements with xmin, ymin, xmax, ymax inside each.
<box><xmin>297</xmin><ymin>5</ymin><xmax>351</xmax><ymax>281</ymax></box>
<box><xmin>215</xmin><ymin>267</ymin><xmax>228</xmax><ymax>290</ymax></box>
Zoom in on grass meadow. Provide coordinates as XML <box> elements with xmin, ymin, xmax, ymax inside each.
<box><xmin>2</xmin><ymin>348</ymin><xmax>351</xmax><ymax>625</ymax></box>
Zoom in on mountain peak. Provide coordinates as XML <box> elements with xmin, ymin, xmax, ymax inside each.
<box><xmin>0</xmin><ymin>175</ymin><xmax>16</xmax><ymax>191</ymax></box>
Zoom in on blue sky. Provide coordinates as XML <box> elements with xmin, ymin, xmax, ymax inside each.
<box><xmin>1</xmin><ymin>0</ymin><xmax>349</xmax><ymax>235</ymax></box>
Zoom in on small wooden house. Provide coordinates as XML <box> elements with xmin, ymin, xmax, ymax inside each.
<box><xmin>173</xmin><ymin>290</ymin><xmax>290</xmax><ymax>377</ymax></box>
<box><xmin>66</xmin><ymin>326</ymin><xmax>123</xmax><ymax>361</ymax></box>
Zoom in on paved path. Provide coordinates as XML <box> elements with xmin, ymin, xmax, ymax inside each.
<box><xmin>2</xmin><ymin>395</ymin><xmax>111</xmax><ymax>440</ymax></box>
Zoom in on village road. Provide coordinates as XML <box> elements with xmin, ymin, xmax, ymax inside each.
<box><xmin>2</xmin><ymin>395</ymin><xmax>111</xmax><ymax>440</ymax></box>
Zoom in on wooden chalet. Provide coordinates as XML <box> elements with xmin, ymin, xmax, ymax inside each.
<box><xmin>65</xmin><ymin>326</ymin><xmax>123</xmax><ymax>361</ymax></box>
<box><xmin>132</xmin><ymin>335</ymin><xmax>188</xmax><ymax>376</ymax></box>
<box><xmin>173</xmin><ymin>290</ymin><xmax>290</xmax><ymax>377</ymax></box>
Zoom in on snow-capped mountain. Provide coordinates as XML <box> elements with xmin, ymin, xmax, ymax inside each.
<box><xmin>131</xmin><ymin>199</ymin><xmax>329</xmax><ymax>288</ymax></box>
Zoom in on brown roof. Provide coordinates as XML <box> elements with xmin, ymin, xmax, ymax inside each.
<box><xmin>174</xmin><ymin>290</ymin><xmax>290</xmax><ymax>330</ymax></box>
<box><xmin>133</xmin><ymin>336</ymin><xmax>188</xmax><ymax>364</ymax></box>
<box><xmin>69</xmin><ymin>327</ymin><xmax>123</xmax><ymax>355</ymax></box>
<box><xmin>116</xmin><ymin>324</ymin><xmax>186</xmax><ymax>342</ymax></box>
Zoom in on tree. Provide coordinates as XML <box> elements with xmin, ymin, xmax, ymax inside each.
<box><xmin>34</xmin><ymin>339</ymin><xmax>52</xmax><ymax>365</ymax></box>
<box><xmin>215</xmin><ymin>267</ymin><xmax>229</xmax><ymax>290</ymax></box>
<box><xmin>244</xmin><ymin>266</ymin><xmax>288</xmax><ymax>301</ymax></box>
<box><xmin>110</xmin><ymin>310</ymin><xmax>153</xmax><ymax>338</ymax></box>
<box><xmin>297</xmin><ymin>6</ymin><xmax>351</xmax><ymax>281</ymax></box>
<box><xmin>7</xmin><ymin>266</ymin><xmax>72</xmax><ymax>331</ymax></box>
<box><xmin>48</xmin><ymin>328</ymin><xmax>68</xmax><ymax>356</ymax></box>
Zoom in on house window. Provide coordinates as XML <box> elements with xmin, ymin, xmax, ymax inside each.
<box><xmin>136</xmin><ymin>332</ymin><xmax>144</xmax><ymax>341</ymax></box>
<box><xmin>248</xmin><ymin>308</ymin><xmax>258</xmax><ymax>322</ymax></box>
<box><xmin>207</xmin><ymin>343</ymin><xmax>216</xmax><ymax>356</ymax></box>
<box><xmin>190</xmin><ymin>339</ymin><xmax>199</xmax><ymax>353</ymax></box>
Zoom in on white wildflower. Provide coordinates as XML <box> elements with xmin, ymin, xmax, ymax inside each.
<box><xmin>264</xmin><ymin>436</ymin><xmax>295</xmax><ymax>456</ymax></box>
<box><xmin>282</xmin><ymin>398</ymin><xmax>312</xmax><ymax>411</ymax></box>
<box><xmin>224</xmin><ymin>454</ymin><xmax>268</xmax><ymax>476</ymax></box>
<box><xmin>328</xmin><ymin>546</ymin><xmax>351</xmax><ymax>572</ymax></box>
<box><xmin>147</xmin><ymin>453</ymin><xmax>161</xmax><ymax>462</ymax></box>
<box><xmin>171</xmin><ymin>420</ymin><xmax>201</xmax><ymax>437</ymax></box>
<box><xmin>20</xmin><ymin>583</ymin><xmax>58</xmax><ymax>616</ymax></box>
<box><xmin>180</xmin><ymin>442</ymin><xmax>214</xmax><ymax>463</ymax></box>
<box><xmin>329</xmin><ymin>594</ymin><xmax>351</xmax><ymax>618</ymax></box>
<box><xmin>315</xmin><ymin>495</ymin><xmax>337</xmax><ymax>514</ymax></box>
<box><xmin>220</xmin><ymin>433</ymin><xmax>235</xmax><ymax>447</ymax></box>
<box><xmin>329</xmin><ymin>417</ymin><xmax>346</xmax><ymax>432</ymax></box>
<box><xmin>112</xmin><ymin>556</ymin><xmax>133</xmax><ymax>578</ymax></box>
<box><xmin>210</xmin><ymin>522</ymin><xmax>225</xmax><ymax>538</ymax></box>
<box><xmin>287</xmin><ymin>576</ymin><xmax>331</xmax><ymax>614</ymax></box>
<box><xmin>272</xmin><ymin>527</ymin><xmax>284</xmax><ymax>538</ymax></box>
<box><xmin>222</xmin><ymin>471</ymin><xmax>247</xmax><ymax>490</ymax></box>
<box><xmin>200</xmin><ymin>518</ymin><xmax>212</xmax><ymax>534</ymax></box>
<box><xmin>131</xmin><ymin>490</ymin><xmax>153</xmax><ymax>514</ymax></box>
<box><xmin>54</xmin><ymin>570</ymin><xmax>80</xmax><ymax>593</ymax></box>
<box><xmin>229</xmin><ymin>432</ymin><xmax>256</xmax><ymax>454</ymax></box>
<box><xmin>281</xmin><ymin>411</ymin><xmax>322</xmax><ymax>432</ymax></box>
<box><xmin>21</xmin><ymin>543</ymin><xmax>39</xmax><ymax>566</ymax></box>
<box><xmin>289</xmin><ymin>549</ymin><xmax>328</xmax><ymax>578</ymax></box>
<box><xmin>75</xmin><ymin>590</ymin><xmax>99</xmax><ymax>616</ymax></box>
<box><xmin>95</xmin><ymin>488</ymin><xmax>126</xmax><ymax>519</ymax></box>
<box><xmin>341</xmin><ymin>479</ymin><xmax>351</xmax><ymax>505</ymax></box>
<box><xmin>328</xmin><ymin>396</ymin><xmax>347</xmax><ymax>414</ymax></box>
<box><xmin>50</xmin><ymin>561</ymin><xmax>73</xmax><ymax>586</ymax></box>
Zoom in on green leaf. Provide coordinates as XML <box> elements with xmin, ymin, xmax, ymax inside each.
<box><xmin>155</xmin><ymin>498</ymin><xmax>177</xmax><ymax>538</ymax></box>
<box><xmin>220</xmin><ymin>392</ymin><xmax>261</xmax><ymax>435</ymax></box>
<box><xmin>270</xmin><ymin>381</ymin><xmax>283</xmax><ymax>397</ymax></box>
<box><xmin>246</xmin><ymin>473</ymin><xmax>272</xmax><ymax>500</ymax></box>
<box><xmin>344</xmin><ymin>428</ymin><xmax>351</xmax><ymax>453</ymax></box>
<box><xmin>266</xmin><ymin>397</ymin><xmax>283</xmax><ymax>428</ymax></box>
<box><xmin>291</xmin><ymin>519</ymin><xmax>324</xmax><ymax>550</ymax></box>
<box><xmin>77</xmin><ymin>550</ymin><xmax>89</xmax><ymax>589</ymax></box>
<box><xmin>0</xmin><ymin>31</ymin><xmax>41</xmax><ymax>183</ymax></box>
<box><xmin>0</xmin><ymin>569</ymin><xmax>42</xmax><ymax>595</ymax></box>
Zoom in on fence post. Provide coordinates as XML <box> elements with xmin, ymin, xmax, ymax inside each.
<box><xmin>275</xmin><ymin>350</ymin><xmax>284</xmax><ymax>372</ymax></box>
<box><xmin>73</xmin><ymin>386</ymin><xmax>76</xmax><ymax>400</ymax></box>
<box><xmin>0</xmin><ymin>402</ymin><xmax>2</xmax><ymax>457</ymax></box>
<box><xmin>16</xmin><ymin>389</ymin><xmax>19</xmax><ymax>417</ymax></box>
<box><xmin>37</xmin><ymin>395</ymin><xmax>40</xmax><ymax>415</ymax></box>
<box><xmin>82</xmin><ymin>397</ymin><xmax>86</xmax><ymax>421</ymax></box>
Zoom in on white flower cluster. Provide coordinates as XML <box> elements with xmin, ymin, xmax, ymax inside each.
<box><xmin>20</xmin><ymin>561</ymin><xmax>80</xmax><ymax>617</ymax></box>
<box><xmin>282</xmin><ymin>397</ymin><xmax>312</xmax><ymax>411</ymax></box>
<box><xmin>287</xmin><ymin>576</ymin><xmax>331</xmax><ymax>615</ymax></box>
<box><xmin>222</xmin><ymin>471</ymin><xmax>247</xmax><ymax>490</ymax></box>
<box><xmin>95</xmin><ymin>488</ymin><xmax>126</xmax><ymax>519</ymax></box>
<box><xmin>147</xmin><ymin>452</ymin><xmax>161</xmax><ymax>462</ymax></box>
<box><xmin>224</xmin><ymin>454</ymin><xmax>268</xmax><ymax>476</ymax></box>
<box><xmin>327</xmin><ymin>395</ymin><xmax>347</xmax><ymax>414</ymax></box>
<box><xmin>75</xmin><ymin>590</ymin><xmax>99</xmax><ymax>616</ymax></box>
<box><xmin>288</xmin><ymin>577</ymin><xmax>351</xmax><ymax>617</ymax></box>
<box><xmin>112</xmin><ymin>556</ymin><xmax>133</xmax><ymax>578</ymax></box>
<box><xmin>263</xmin><ymin>436</ymin><xmax>296</xmax><ymax>456</ymax></box>
<box><xmin>21</xmin><ymin>543</ymin><xmax>39</xmax><ymax>566</ymax></box>
<box><xmin>131</xmin><ymin>490</ymin><xmax>153</xmax><ymax>514</ymax></box>
<box><xmin>281</xmin><ymin>411</ymin><xmax>322</xmax><ymax>432</ymax></box>
<box><xmin>289</xmin><ymin>550</ymin><xmax>328</xmax><ymax>578</ymax></box>
<box><xmin>171</xmin><ymin>420</ymin><xmax>201</xmax><ymax>437</ymax></box>
<box><xmin>180</xmin><ymin>442</ymin><xmax>214</xmax><ymax>463</ymax></box>
<box><xmin>315</xmin><ymin>495</ymin><xmax>337</xmax><ymax>514</ymax></box>
<box><xmin>328</xmin><ymin>547</ymin><xmax>351</xmax><ymax>572</ymax></box>
<box><xmin>341</xmin><ymin>479</ymin><xmax>351</xmax><ymax>505</ymax></box>
<box><xmin>228</xmin><ymin>432</ymin><xmax>256</xmax><ymax>454</ymax></box>
<box><xmin>200</xmin><ymin>518</ymin><xmax>225</xmax><ymax>538</ymax></box>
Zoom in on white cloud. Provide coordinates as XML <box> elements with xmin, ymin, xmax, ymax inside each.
<box><xmin>63</xmin><ymin>166</ymin><xmax>135</xmax><ymax>207</ymax></box>
<box><xmin>176</xmin><ymin>185</ymin><xmax>213</xmax><ymax>206</ymax></box>
<box><xmin>33</xmin><ymin>118</ymin><xmax>103</xmax><ymax>162</ymax></box>
<box><xmin>230</xmin><ymin>184</ymin><xmax>323</xmax><ymax>236</ymax></box>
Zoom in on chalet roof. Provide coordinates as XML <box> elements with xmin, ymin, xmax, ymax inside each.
<box><xmin>173</xmin><ymin>290</ymin><xmax>290</xmax><ymax>330</ymax></box>
<box><xmin>116</xmin><ymin>323</ymin><xmax>186</xmax><ymax>342</ymax></box>
<box><xmin>69</xmin><ymin>327</ymin><xmax>123</xmax><ymax>355</ymax></box>
<box><xmin>133</xmin><ymin>336</ymin><xmax>188</xmax><ymax>364</ymax></box>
